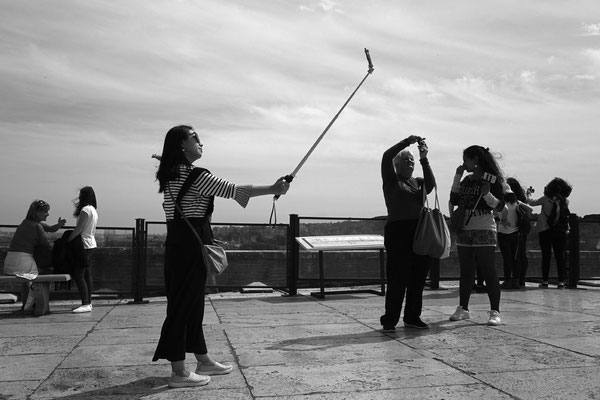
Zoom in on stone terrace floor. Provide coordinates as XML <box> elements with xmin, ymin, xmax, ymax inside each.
<box><xmin>1</xmin><ymin>282</ymin><xmax>600</xmax><ymax>399</ymax></box>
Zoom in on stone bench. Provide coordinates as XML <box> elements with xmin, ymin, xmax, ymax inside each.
<box><xmin>0</xmin><ymin>274</ymin><xmax>71</xmax><ymax>316</ymax></box>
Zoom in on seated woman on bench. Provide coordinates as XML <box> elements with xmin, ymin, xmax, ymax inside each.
<box><xmin>3</xmin><ymin>199</ymin><xmax>65</xmax><ymax>311</ymax></box>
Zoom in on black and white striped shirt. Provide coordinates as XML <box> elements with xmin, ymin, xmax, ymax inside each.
<box><xmin>163</xmin><ymin>165</ymin><xmax>251</xmax><ymax>221</ymax></box>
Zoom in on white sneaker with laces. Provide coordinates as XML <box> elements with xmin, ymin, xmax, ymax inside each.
<box><xmin>72</xmin><ymin>304</ymin><xmax>92</xmax><ymax>313</ymax></box>
<box><xmin>169</xmin><ymin>372</ymin><xmax>210</xmax><ymax>388</ymax></box>
<box><xmin>449</xmin><ymin>306</ymin><xmax>470</xmax><ymax>321</ymax></box>
<box><xmin>487</xmin><ymin>310</ymin><xmax>501</xmax><ymax>326</ymax></box>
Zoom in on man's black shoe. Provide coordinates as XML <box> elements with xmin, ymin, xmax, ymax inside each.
<box><xmin>403</xmin><ymin>318</ymin><xmax>429</xmax><ymax>329</ymax></box>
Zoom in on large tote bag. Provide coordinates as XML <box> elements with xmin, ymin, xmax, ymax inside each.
<box><xmin>413</xmin><ymin>185</ymin><xmax>451</xmax><ymax>259</ymax></box>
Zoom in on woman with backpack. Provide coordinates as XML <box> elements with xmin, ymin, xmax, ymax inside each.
<box><xmin>527</xmin><ymin>177</ymin><xmax>573</xmax><ymax>288</ymax></box>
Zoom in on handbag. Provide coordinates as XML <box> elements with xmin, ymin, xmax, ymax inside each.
<box><xmin>168</xmin><ymin>169</ymin><xmax>229</xmax><ymax>276</ymax></box>
<box><xmin>413</xmin><ymin>185</ymin><xmax>451</xmax><ymax>259</ymax></box>
<box><xmin>172</xmin><ymin>199</ymin><xmax>229</xmax><ymax>276</ymax></box>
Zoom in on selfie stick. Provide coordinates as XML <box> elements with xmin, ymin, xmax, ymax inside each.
<box><xmin>273</xmin><ymin>48</ymin><xmax>374</xmax><ymax>201</ymax></box>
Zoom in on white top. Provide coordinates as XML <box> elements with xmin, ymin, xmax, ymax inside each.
<box><xmin>78</xmin><ymin>205</ymin><xmax>98</xmax><ymax>249</ymax></box>
<box><xmin>497</xmin><ymin>202</ymin><xmax>519</xmax><ymax>234</ymax></box>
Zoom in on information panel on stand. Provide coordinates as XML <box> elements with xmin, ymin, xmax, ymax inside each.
<box><xmin>295</xmin><ymin>235</ymin><xmax>385</xmax><ymax>251</ymax></box>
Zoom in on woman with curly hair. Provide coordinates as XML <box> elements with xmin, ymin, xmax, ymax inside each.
<box><xmin>527</xmin><ymin>177</ymin><xmax>573</xmax><ymax>288</ymax></box>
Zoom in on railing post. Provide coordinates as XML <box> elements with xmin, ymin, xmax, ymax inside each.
<box><xmin>131</xmin><ymin>218</ymin><xmax>148</xmax><ymax>303</ymax></box>
<box><xmin>428</xmin><ymin>257</ymin><xmax>440</xmax><ymax>289</ymax></box>
<box><xmin>287</xmin><ymin>214</ymin><xmax>300</xmax><ymax>296</ymax></box>
<box><xmin>567</xmin><ymin>214</ymin><xmax>580</xmax><ymax>289</ymax></box>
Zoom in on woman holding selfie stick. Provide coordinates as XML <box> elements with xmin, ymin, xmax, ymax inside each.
<box><xmin>152</xmin><ymin>125</ymin><xmax>290</xmax><ymax>389</ymax></box>
<box><xmin>448</xmin><ymin>145</ymin><xmax>505</xmax><ymax>325</ymax></box>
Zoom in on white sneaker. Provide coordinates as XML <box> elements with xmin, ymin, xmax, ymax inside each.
<box><xmin>168</xmin><ymin>372</ymin><xmax>210</xmax><ymax>388</ymax></box>
<box><xmin>449</xmin><ymin>306</ymin><xmax>470</xmax><ymax>321</ymax></box>
<box><xmin>196</xmin><ymin>361</ymin><xmax>233</xmax><ymax>376</ymax></box>
<box><xmin>487</xmin><ymin>310</ymin><xmax>501</xmax><ymax>326</ymax></box>
<box><xmin>72</xmin><ymin>304</ymin><xmax>92</xmax><ymax>313</ymax></box>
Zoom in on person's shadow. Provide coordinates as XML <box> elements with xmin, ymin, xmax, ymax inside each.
<box><xmin>36</xmin><ymin>376</ymin><xmax>170</xmax><ymax>399</ymax></box>
<box><xmin>266</xmin><ymin>331</ymin><xmax>397</xmax><ymax>352</ymax></box>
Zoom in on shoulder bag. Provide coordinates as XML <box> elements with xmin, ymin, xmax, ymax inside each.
<box><xmin>413</xmin><ymin>185</ymin><xmax>451</xmax><ymax>259</ymax></box>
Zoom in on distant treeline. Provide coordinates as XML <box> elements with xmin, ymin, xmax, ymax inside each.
<box><xmin>141</xmin><ymin>214</ymin><xmax>600</xmax><ymax>252</ymax></box>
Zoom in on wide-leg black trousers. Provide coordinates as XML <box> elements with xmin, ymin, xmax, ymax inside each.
<box><xmin>153</xmin><ymin>219</ymin><xmax>209</xmax><ymax>362</ymax></box>
<box><xmin>380</xmin><ymin>220</ymin><xmax>430</xmax><ymax>327</ymax></box>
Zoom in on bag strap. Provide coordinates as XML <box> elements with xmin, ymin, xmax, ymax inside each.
<box><xmin>422</xmin><ymin>183</ymin><xmax>439</xmax><ymax>210</ymax></box>
<box><xmin>174</xmin><ymin>168</ymin><xmax>214</xmax><ymax>219</ymax></box>
<box><xmin>167</xmin><ymin>167</ymin><xmax>210</xmax><ymax>246</ymax></box>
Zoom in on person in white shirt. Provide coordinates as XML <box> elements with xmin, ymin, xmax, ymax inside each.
<box><xmin>68</xmin><ymin>186</ymin><xmax>98</xmax><ymax>313</ymax></box>
<box><xmin>497</xmin><ymin>183</ymin><xmax>532</xmax><ymax>289</ymax></box>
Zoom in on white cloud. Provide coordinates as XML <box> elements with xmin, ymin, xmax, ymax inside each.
<box><xmin>575</xmin><ymin>74</ymin><xmax>596</xmax><ymax>81</ymax></box>
<box><xmin>580</xmin><ymin>22</ymin><xmax>600</xmax><ymax>36</ymax></box>
<box><xmin>299</xmin><ymin>0</ymin><xmax>343</xmax><ymax>13</ymax></box>
<box><xmin>519</xmin><ymin>70</ymin><xmax>537</xmax><ymax>83</ymax></box>
<box><xmin>2</xmin><ymin>1</ymin><xmax>600</xmax><ymax>225</ymax></box>
<box><xmin>583</xmin><ymin>48</ymin><xmax>600</xmax><ymax>66</ymax></box>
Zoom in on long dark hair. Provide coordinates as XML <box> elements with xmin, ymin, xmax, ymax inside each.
<box><xmin>73</xmin><ymin>186</ymin><xmax>97</xmax><ymax>217</ymax></box>
<box><xmin>463</xmin><ymin>145</ymin><xmax>504</xmax><ymax>186</ymax></box>
<box><xmin>506</xmin><ymin>177</ymin><xmax>526</xmax><ymax>203</ymax></box>
<box><xmin>156</xmin><ymin>125</ymin><xmax>193</xmax><ymax>193</ymax></box>
<box><xmin>544</xmin><ymin>177</ymin><xmax>573</xmax><ymax>199</ymax></box>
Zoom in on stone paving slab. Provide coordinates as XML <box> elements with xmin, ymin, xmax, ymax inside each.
<box><xmin>31</xmin><ymin>365</ymin><xmax>247</xmax><ymax>399</ymax></box>
<box><xmin>476</xmin><ymin>365</ymin><xmax>600</xmax><ymax>400</ymax></box>
<box><xmin>0</xmin><ymin>334</ymin><xmax>83</xmax><ymax>355</ymax></box>
<box><xmin>244</xmin><ymin>358</ymin><xmax>478</xmax><ymax>397</ymax></box>
<box><xmin>427</xmin><ymin>342</ymin><xmax>599</xmax><ymax>374</ymax></box>
<box><xmin>258</xmin><ymin>384</ymin><xmax>515</xmax><ymax>400</ymax></box>
<box><xmin>1</xmin><ymin>284</ymin><xmax>599</xmax><ymax>399</ymax></box>
<box><xmin>217</xmin><ymin>311</ymin><xmax>357</xmax><ymax>326</ymax></box>
<box><xmin>237</xmin><ymin>332</ymin><xmax>419</xmax><ymax>367</ymax></box>
<box><xmin>383</xmin><ymin>323</ymin><xmax>534</xmax><ymax>350</ymax></box>
<box><xmin>0</xmin><ymin>321</ymin><xmax>97</xmax><ymax>337</ymax></box>
<box><xmin>0</xmin><ymin>353</ymin><xmax>66</xmax><ymax>381</ymax></box>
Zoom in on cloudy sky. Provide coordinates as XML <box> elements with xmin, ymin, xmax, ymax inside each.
<box><xmin>1</xmin><ymin>0</ymin><xmax>599</xmax><ymax>227</ymax></box>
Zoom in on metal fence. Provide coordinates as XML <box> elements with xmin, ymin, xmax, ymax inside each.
<box><xmin>2</xmin><ymin>214</ymin><xmax>599</xmax><ymax>302</ymax></box>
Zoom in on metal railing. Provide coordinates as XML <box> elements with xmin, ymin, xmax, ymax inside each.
<box><xmin>2</xmin><ymin>214</ymin><xmax>599</xmax><ymax>302</ymax></box>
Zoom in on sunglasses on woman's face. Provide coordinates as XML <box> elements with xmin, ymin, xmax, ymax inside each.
<box><xmin>188</xmin><ymin>132</ymin><xmax>200</xmax><ymax>143</ymax></box>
